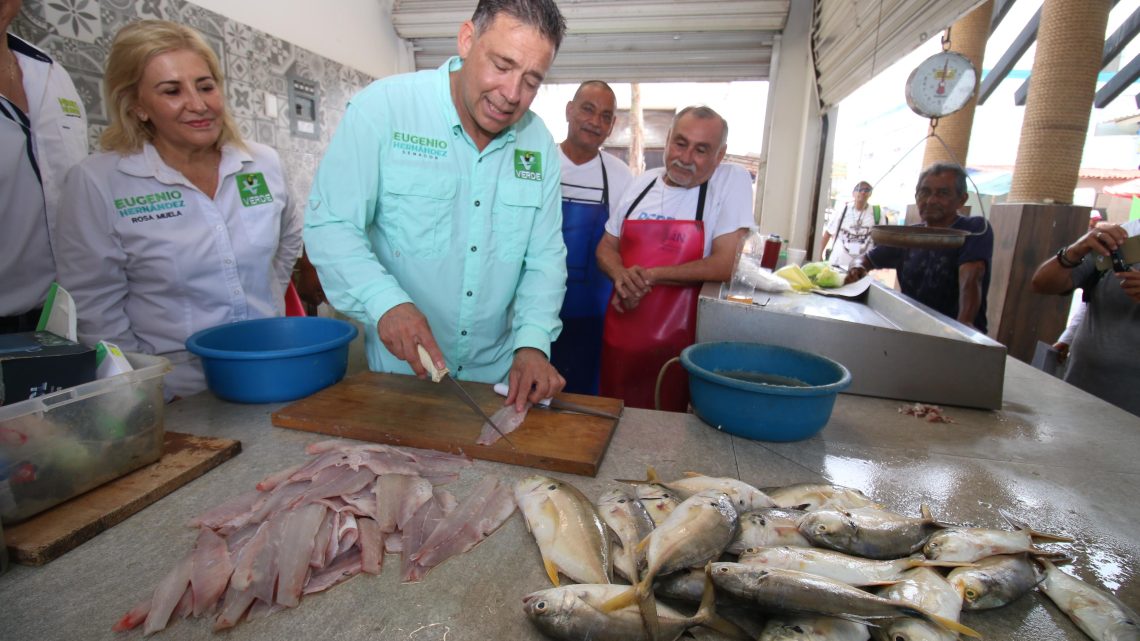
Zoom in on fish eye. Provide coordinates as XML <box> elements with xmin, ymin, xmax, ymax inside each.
<box><xmin>791</xmin><ymin>626</ymin><xmax>805</xmax><ymax>633</ymax></box>
<box><xmin>617</xmin><ymin>498</ymin><xmax>626</xmax><ymax>503</ymax></box>
<box><xmin>894</xmin><ymin>635</ymin><xmax>906</xmax><ymax>641</ymax></box>
<box><xmin>715</xmin><ymin>566</ymin><xmax>727</xmax><ymax>574</ymax></box>
<box><xmin>965</xmin><ymin>588</ymin><xmax>978</xmax><ymax>600</ymax></box>
<box><xmin>535</xmin><ymin>600</ymin><xmax>547</xmax><ymax>611</ymax></box>
<box><xmin>547</xmin><ymin>484</ymin><xmax>557</xmax><ymax>490</ymax></box>
<box><xmin>815</xmin><ymin>524</ymin><xmax>828</xmax><ymax>533</ymax></box>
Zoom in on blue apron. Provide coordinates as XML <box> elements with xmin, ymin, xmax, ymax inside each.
<box><xmin>550</xmin><ymin>157</ymin><xmax>612</xmax><ymax>394</ymax></box>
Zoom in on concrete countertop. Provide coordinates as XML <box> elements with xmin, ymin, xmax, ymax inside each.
<box><xmin>1</xmin><ymin>356</ymin><xmax>1137</xmax><ymax>640</ymax></box>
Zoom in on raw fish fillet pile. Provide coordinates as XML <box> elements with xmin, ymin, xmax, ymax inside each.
<box><xmin>113</xmin><ymin>440</ymin><xmax>516</xmax><ymax>635</ymax></box>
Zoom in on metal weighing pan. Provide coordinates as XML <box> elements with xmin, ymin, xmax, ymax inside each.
<box><xmin>871</xmin><ymin>225</ymin><xmax>969</xmax><ymax>249</ymax></box>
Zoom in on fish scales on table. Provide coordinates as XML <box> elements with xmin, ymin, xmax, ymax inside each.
<box><xmin>737</xmin><ymin>545</ymin><xmax>972</xmax><ymax>587</ymax></box>
<box><xmin>708</xmin><ymin>563</ymin><xmax>980</xmax><ymax>638</ymax></box>
<box><xmin>726</xmin><ymin>507</ymin><xmax>812</xmax><ymax>554</ymax></box>
<box><xmin>111</xmin><ymin>441</ymin><xmax>511</xmax><ymax>635</ymax></box>
<box><xmin>515</xmin><ymin>474</ymin><xmax>614</xmax><ymax>586</ymax></box>
<box><xmin>1038</xmin><ymin>558</ymin><xmax>1140</xmax><ymax>641</ymax></box>
<box><xmin>798</xmin><ymin>504</ymin><xmax>950</xmax><ymax>559</ymax></box>
<box><xmin>872</xmin><ymin>567</ymin><xmax>963</xmax><ymax>641</ymax></box>
<box><xmin>596</xmin><ymin>487</ymin><xmax>655</xmax><ymax>583</ymax></box>
<box><xmin>947</xmin><ymin>553</ymin><xmax>1045</xmax><ymax>610</ymax></box>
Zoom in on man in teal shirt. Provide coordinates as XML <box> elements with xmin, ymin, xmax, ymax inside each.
<box><xmin>304</xmin><ymin>0</ymin><xmax>568</xmax><ymax>409</ymax></box>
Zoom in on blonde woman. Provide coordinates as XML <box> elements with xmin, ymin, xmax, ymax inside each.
<box><xmin>53</xmin><ymin>20</ymin><xmax>301</xmax><ymax>398</ymax></box>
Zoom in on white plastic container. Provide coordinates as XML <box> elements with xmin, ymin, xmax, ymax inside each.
<box><xmin>0</xmin><ymin>353</ymin><xmax>171</xmax><ymax>524</ymax></box>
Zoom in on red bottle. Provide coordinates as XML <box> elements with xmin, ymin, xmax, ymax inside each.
<box><xmin>761</xmin><ymin>234</ymin><xmax>782</xmax><ymax>270</ymax></box>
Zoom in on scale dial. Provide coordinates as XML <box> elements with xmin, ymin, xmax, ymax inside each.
<box><xmin>905</xmin><ymin>51</ymin><xmax>978</xmax><ymax>118</ymax></box>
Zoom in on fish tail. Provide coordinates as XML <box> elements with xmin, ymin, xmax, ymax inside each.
<box><xmin>635</xmin><ymin>576</ymin><xmax>661</xmax><ymax>641</ymax></box>
<box><xmin>999</xmin><ymin>509</ymin><xmax>1074</xmax><ymax>542</ymax></box>
<box><xmin>695</xmin><ymin>565</ymin><xmax>749</xmax><ymax>640</ymax></box>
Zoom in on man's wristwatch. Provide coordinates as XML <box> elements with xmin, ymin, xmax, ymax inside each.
<box><xmin>1055</xmin><ymin>246</ymin><xmax>1082</xmax><ymax>268</ymax></box>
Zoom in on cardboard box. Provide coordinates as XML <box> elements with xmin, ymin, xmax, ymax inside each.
<box><xmin>0</xmin><ymin>332</ymin><xmax>96</xmax><ymax>406</ymax></box>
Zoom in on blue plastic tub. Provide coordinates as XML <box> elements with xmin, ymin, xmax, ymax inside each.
<box><xmin>680</xmin><ymin>341</ymin><xmax>851</xmax><ymax>442</ymax></box>
<box><xmin>186</xmin><ymin>317</ymin><xmax>358</xmax><ymax>403</ymax></box>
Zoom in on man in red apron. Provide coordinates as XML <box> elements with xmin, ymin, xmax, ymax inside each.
<box><xmin>551</xmin><ymin>81</ymin><xmax>633</xmax><ymax>394</ymax></box>
<box><xmin>596</xmin><ymin>106</ymin><xmax>754</xmax><ymax>411</ymax></box>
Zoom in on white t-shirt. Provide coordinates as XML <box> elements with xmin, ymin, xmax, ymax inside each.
<box><xmin>825</xmin><ymin>202</ymin><xmax>878</xmax><ymax>267</ymax></box>
<box><xmin>605</xmin><ymin>163</ymin><xmax>754</xmax><ymax>257</ymax></box>
<box><xmin>559</xmin><ymin>147</ymin><xmax>633</xmax><ymax>219</ymax></box>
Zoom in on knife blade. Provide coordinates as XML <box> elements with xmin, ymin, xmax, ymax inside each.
<box><xmin>492</xmin><ymin>383</ymin><xmax>621</xmax><ymax>420</ymax></box>
<box><xmin>417</xmin><ymin>345</ymin><xmax>517</xmax><ymax>449</ymax></box>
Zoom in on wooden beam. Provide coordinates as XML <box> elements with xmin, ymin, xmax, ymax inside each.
<box><xmin>978</xmin><ymin>6</ymin><xmax>1041</xmax><ymax>104</ymax></box>
<box><xmin>1095</xmin><ymin>53</ymin><xmax>1140</xmax><ymax>107</ymax></box>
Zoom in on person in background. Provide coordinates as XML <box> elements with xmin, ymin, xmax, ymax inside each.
<box><xmin>304</xmin><ymin>0</ymin><xmax>568</xmax><ymax>410</ymax></box>
<box><xmin>1032</xmin><ymin>218</ymin><xmax>1140</xmax><ymax>417</ymax></box>
<box><xmin>52</xmin><ymin>20</ymin><xmax>302</xmax><ymax>398</ymax></box>
<box><xmin>1052</xmin><ymin>209</ymin><xmax>1103</xmax><ymax>363</ymax></box>
<box><xmin>1</xmin><ymin>0</ymin><xmax>88</xmax><ymax>334</ymax></box>
<box><xmin>846</xmin><ymin>163</ymin><xmax>992</xmax><ymax>333</ymax></box>
<box><xmin>822</xmin><ymin>180</ymin><xmax>880</xmax><ymax>268</ymax></box>
<box><xmin>595</xmin><ymin>105</ymin><xmax>753</xmax><ymax>410</ymax></box>
<box><xmin>550</xmin><ymin>80</ymin><xmax>633</xmax><ymax>395</ymax></box>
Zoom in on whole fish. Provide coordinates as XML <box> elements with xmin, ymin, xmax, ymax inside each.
<box><xmin>632</xmin><ymin>482</ymin><xmax>682</xmax><ymax>526</ymax></box>
<box><xmin>872</xmin><ymin>567</ymin><xmax>962</xmax><ymax>641</ymax></box>
<box><xmin>923</xmin><ymin>515</ymin><xmax>1072</xmax><ymax>562</ymax></box>
<box><xmin>602</xmin><ymin>490</ymin><xmax>739</xmax><ymax>641</ymax></box>
<box><xmin>1038</xmin><ymin>558</ymin><xmax>1140</xmax><ymax>641</ymax></box>
<box><xmin>726</xmin><ymin>508</ymin><xmax>811</xmax><ymax>554</ymax></box>
<box><xmin>708</xmin><ymin>563</ymin><xmax>979</xmax><ymax>638</ymax></box>
<box><xmin>597</xmin><ymin>488</ymin><xmax>656</xmax><ymax>583</ymax></box>
<box><xmin>799</xmin><ymin>505</ymin><xmax>948</xmax><ymax>559</ymax></box>
<box><xmin>523</xmin><ymin>572</ymin><xmax>722</xmax><ymax>641</ymax></box>
<box><xmin>515</xmin><ymin>475</ymin><xmax>613</xmax><ymax>586</ymax></box>
<box><xmin>765</xmin><ymin>483</ymin><xmax>883</xmax><ymax>512</ymax></box>
<box><xmin>947</xmin><ymin>553</ymin><xmax>1044</xmax><ymax>610</ymax></box>
<box><xmin>621</xmin><ymin>466</ymin><xmax>776</xmax><ymax>513</ymax></box>
<box><xmin>759</xmin><ymin>616</ymin><xmax>869</xmax><ymax>641</ymax></box>
<box><xmin>738</xmin><ymin>545</ymin><xmax>967</xmax><ymax>586</ymax></box>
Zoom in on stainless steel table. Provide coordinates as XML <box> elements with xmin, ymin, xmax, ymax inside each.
<box><xmin>1</xmin><ymin>357</ymin><xmax>1136</xmax><ymax>640</ymax></box>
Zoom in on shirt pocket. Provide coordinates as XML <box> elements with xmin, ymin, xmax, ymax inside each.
<box><xmin>237</xmin><ymin>201</ymin><xmax>282</xmax><ymax>249</ymax></box>
<box><xmin>381</xmin><ymin>167</ymin><xmax>457</xmax><ymax>259</ymax></box>
<box><xmin>492</xmin><ymin>181</ymin><xmax>541</xmax><ymax>263</ymax></box>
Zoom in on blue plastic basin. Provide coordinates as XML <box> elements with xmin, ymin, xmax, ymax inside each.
<box><xmin>186</xmin><ymin>317</ymin><xmax>358</xmax><ymax>403</ymax></box>
<box><xmin>680</xmin><ymin>341</ymin><xmax>852</xmax><ymax>442</ymax></box>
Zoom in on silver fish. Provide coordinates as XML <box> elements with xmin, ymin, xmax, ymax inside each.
<box><xmin>726</xmin><ymin>508</ymin><xmax>811</xmax><ymax>554</ymax></box>
<box><xmin>798</xmin><ymin>505</ymin><xmax>948</xmax><ymax>559</ymax></box>
<box><xmin>947</xmin><ymin>553</ymin><xmax>1043</xmax><ymax>610</ymax></box>
<box><xmin>924</xmin><ymin>516</ymin><xmax>1072</xmax><ymax>562</ymax></box>
<box><xmin>738</xmin><ymin>545</ymin><xmax>963</xmax><ymax>587</ymax></box>
<box><xmin>632</xmin><ymin>482</ymin><xmax>682</xmax><ymax>527</ymax></box>
<box><xmin>708</xmin><ymin>563</ymin><xmax>979</xmax><ymax>638</ymax></box>
<box><xmin>1038</xmin><ymin>559</ymin><xmax>1140</xmax><ymax>641</ymax></box>
<box><xmin>621</xmin><ymin>466</ymin><xmax>776</xmax><ymax>513</ymax></box>
<box><xmin>523</xmin><ymin>575</ymin><xmax>718</xmax><ymax>641</ymax></box>
<box><xmin>760</xmin><ymin>616</ymin><xmax>870</xmax><ymax>641</ymax></box>
<box><xmin>873</xmin><ymin>567</ymin><xmax>962</xmax><ymax>641</ymax></box>
<box><xmin>515</xmin><ymin>475</ymin><xmax>612</xmax><ymax>586</ymax></box>
<box><xmin>765</xmin><ymin>483</ymin><xmax>883</xmax><ymax>512</ymax></box>
<box><xmin>597</xmin><ymin>487</ymin><xmax>656</xmax><ymax>583</ymax></box>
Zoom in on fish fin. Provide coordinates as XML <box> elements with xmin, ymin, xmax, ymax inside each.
<box><xmin>682</xmin><ymin>471</ymin><xmax>702</xmax><ymax>478</ymax></box>
<box><xmin>998</xmin><ymin>509</ymin><xmax>1074</xmax><ymax>542</ymax></box>
<box><xmin>543</xmin><ymin>558</ymin><xmax>561</xmax><ymax>587</ymax></box>
<box><xmin>635</xmin><ymin>536</ymin><xmax>650</xmax><ymax>555</ymax></box>
<box><xmin>646</xmin><ymin>466</ymin><xmax>661</xmax><ymax>483</ymax></box>
<box><xmin>599</xmin><ymin>587</ymin><xmax>638</xmax><ymax>612</ymax></box>
<box><xmin>927</xmin><ymin>612</ymin><xmax>981</xmax><ymax>638</ymax></box>
<box><xmin>920</xmin><ymin>503</ymin><xmax>933</xmax><ymax>520</ymax></box>
<box><xmin>635</xmin><ymin>576</ymin><xmax>661</xmax><ymax>641</ymax></box>
<box><xmin>920</xmin><ymin>559</ymin><xmax>978</xmax><ymax>569</ymax></box>
<box><xmin>700</xmin><ymin>616</ymin><xmax>750</xmax><ymax>641</ymax></box>
<box><xmin>863</xmin><ymin>580</ymin><xmax>902</xmax><ymax>587</ymax></box>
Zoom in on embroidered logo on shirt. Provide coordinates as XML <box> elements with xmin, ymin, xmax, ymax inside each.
<box><xmin>514</xmin><ymin>150</ymin><xmax>542</xmax><ymax>181</ymax></box>
<box><xmin>392</xmin><ymin>131</ymin><xmax>449</xmax><ymax>159</ymax></box>
<box><xmin>57</xmin><ymin>98</ymin><xmax>81</xmax><ymax>117</ymax></box>
<box><xmin>237</xmin><ymin>173</ymin><xmax>273</xmax><ymax>207</ymax></box>
<box><xmin>115</xmin><ymin>190</ymin><xmax>184</xmax><ymax>217</ymax></box>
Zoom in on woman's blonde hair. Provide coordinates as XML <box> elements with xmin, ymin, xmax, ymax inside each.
<box><xmin>100</xmin><ymin>20</ymin><xmax>244</xmax><ymax>153</ymax></box>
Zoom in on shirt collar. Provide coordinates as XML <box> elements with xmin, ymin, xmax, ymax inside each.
<box><xmin>437</xmin><ymin>56</ymin><xmax>517</xmax><ymax>150</ymax></box>
<box><xmin>118</xmin><ymin>142</ymin><xmax>252</xmax><ymax>186</ymax></box>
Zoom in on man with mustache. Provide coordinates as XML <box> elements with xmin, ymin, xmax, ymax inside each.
<box><xmin>595</xmin><ymin>106</ymin><xmax>753</xmax><ymax>410</ymax></box>
<box><xmin>304</xmin><ymin>0</ymin><xmax>569</xmax><ymax>411</ymax></box>
<box><xmin>551</xmin><ymin>80</ymin><xmax>633</xmax><ymax>394</ymax></box>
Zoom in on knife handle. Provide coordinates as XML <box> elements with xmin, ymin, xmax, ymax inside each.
<box><xmin>416</xmin><ymin>344</ymin><xmax>448</xmax><ymax>383</ymax></box>
<box><xmin>492</xmin><ymin>382</ymin><xmax>551</xmax><ymax>407</ymax></box>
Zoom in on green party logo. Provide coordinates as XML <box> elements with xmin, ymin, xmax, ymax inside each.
<box><xmin>57</xmin><ymin>98</ymin><xmax>81</xmax><ymax>117</ymax></box>
<box><xmin>514</xmin><ymin>150</ymin><xmax>542</xmax><ymax>181</ymax></box>
<box><xmin>236</xmin><ymin>172</ymin><xmax>273</xmax><ymax>207</ymax></box>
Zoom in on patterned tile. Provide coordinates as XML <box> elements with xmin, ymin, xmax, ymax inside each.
<box><xmin>178</xmin><ymin>2</ymin><xmax>224</xmax><ymax>38</ymax></box>
<box><xmin>43</xmin><ymin>0</ymin><xmax>103</xmax><ymax>43</ymax></box>
<box><xmin>227</xmin><ymin>79</ymin><xmax>257</xmax><ymax>119</ymax></box>
<box><xmin>234</xmin><ymin>115</ymin><xmax>255</xmax><ymax>143</ymax></box>
<box><xmin>224</xmin><ymin>20</ymin><xmax>254</xmax><ymax>59</ymax></box>
<box><xmin>227</xmin><ymin>54</ymin><xmax>250</xmax><ymax>83</ymax></box>
<box><xmin>69</xmin><ymin>67</ymin><xmax>106</xmax><ymax>123</ymax></box>
<box><xmin>253</xmin><ymin>32</ymin><xmax>294</xmax><ymax>75</ymax></box>
<box><xmin>255</xmin><ymin>120</ymin><xmax>275</xmax><ymax>147</ymax></box>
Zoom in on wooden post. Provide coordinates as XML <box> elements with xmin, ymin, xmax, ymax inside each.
<box><xmin>628</xmin><ymin>83</ymin><xmax>645</xmax><ymax>175</ymax></box>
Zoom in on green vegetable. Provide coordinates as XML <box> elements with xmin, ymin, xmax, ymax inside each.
<box><xmin>814</xmin><ymin>267</ymin><xmax>844</xmax><ymax>288</ymax></box>
<box><xmin>801</xmin><ymin>261</ymin><xmax>828</xmax><ymax>278</ymax></box>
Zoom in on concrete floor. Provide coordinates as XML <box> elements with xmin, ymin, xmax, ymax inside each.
<box><xmin>1</xmin><ymin>352</ymin><xmax>1136</xmax><ymax>640</ymax></box>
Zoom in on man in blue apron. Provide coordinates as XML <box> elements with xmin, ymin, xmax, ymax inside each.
<box><xmin>551</xmin><ymin>81</ymin><xmax>632</xmax><ymax>394</ymax></box>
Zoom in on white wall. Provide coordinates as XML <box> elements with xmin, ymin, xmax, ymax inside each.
<box><xmin>186</xmin><ymin>0</ymin><xmax>411</xmax><ymax>78</ymax></box>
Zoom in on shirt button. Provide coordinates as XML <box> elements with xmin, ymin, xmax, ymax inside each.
<box><xmin>461</xmin><ymin>330</ymin><xmax>467</xmax><ymax>336</ymax></box>
<box><xmin>470</xmin><ymin>246</ymin><xmax>477</xmax><ymax>252</ymax></box>
<box><xmin>466</xmin><ymin>291</ymin><xmax>473</xmax><ymax>297</ymax></box>
<box><xmin>216</xmin><ymin>225</ymin><xmax>224</xmax><ymax>231</ymax></box>
<box><xmin>457</xmin><ymin>365</ymin><xmax>463</xmax><ymax>372</ymax></box>
<box><xmin>224</xmin><ymin>258</ymin><xmax>233</xmax><ymax>265</ymax></box>
<box><xmin>232</xmin><ymin>289</ymin><xmax>240</xmax><ymax>295</ymax></box>
<box><xmin>474</xmin><ymin>200</ymin><xmax>480</xmax><ymax>207</ymax></box>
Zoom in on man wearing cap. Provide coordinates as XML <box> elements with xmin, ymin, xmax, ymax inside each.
<box><xmin>822</xmin><ymin>180</ymin><xmax>880</xmax><ymax>268</ymax></box>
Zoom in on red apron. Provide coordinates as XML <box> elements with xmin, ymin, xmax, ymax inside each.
<box><xmin>599</xmin><ymin>179</ymin><xmax>707</xmax><ymax>411</ymax></box>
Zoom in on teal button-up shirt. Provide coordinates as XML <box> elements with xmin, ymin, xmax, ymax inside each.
<box><xmin>304</xmin><ymin>57</ymin><xmax>566</xmax><ymax>383</ymax></box>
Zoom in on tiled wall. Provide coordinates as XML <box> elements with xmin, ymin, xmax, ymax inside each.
<box><xmin>13</xmin><ymin>0</ymin><xmax>376</xmax><ymax>211</ymax></box>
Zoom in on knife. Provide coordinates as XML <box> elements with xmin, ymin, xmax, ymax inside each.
<box><xmin>416</xmin><ymin>345</ymin><xmax>517</xmax><ymax>449</ymax></box>
<box><xmin>492</xmin><ymin>383</ymin><xmax>622</xmax><ymax>420</ymax></box>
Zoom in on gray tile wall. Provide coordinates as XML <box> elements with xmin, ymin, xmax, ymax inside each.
<box><xmin>13</xmin><ymin>0</ymin><xmax>376</xmax><ymax>212</ymax></box>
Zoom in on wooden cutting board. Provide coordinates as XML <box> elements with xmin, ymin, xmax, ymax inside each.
<box><xmin>4</xmin><ymin>432</ymin><xmax>240</xmax><ymax>566</ymax></box>
<box><xmin>271</xmin><ymin>372</ymin><xmax>623</xmax><ymax>476</ymax></box>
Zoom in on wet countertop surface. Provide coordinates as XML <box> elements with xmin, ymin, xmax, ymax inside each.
<box><xmin>1</xmin><ymin>356</ymin><xmax>1137</xmax><ymax>640</ymax></box>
